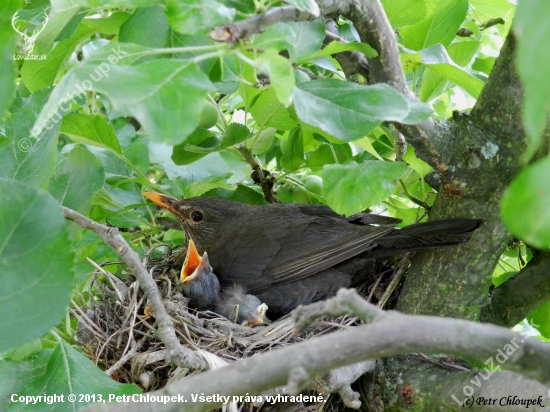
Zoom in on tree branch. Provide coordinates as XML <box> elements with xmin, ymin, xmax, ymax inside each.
<box><xmin>324</xmin><ymin>19</ymin><xmax>369</xmax><ymax>80</ymax></box>
<box><xmin>481</xmin><ymin>250</ymin><xmax>550</xmax><ymax>327</ymax></box>
<box><xmin>395</xmin><ymin>33</ymin><xmax>527</xmax><ymax>320</ymax></box>
<box><xmin>237</xmin><ymin>144</ymin><xmax>279</xmax><ymax>203</ymax></box>
<box><xmin>209</xmin><ymin>6</ymin><xmax>316</xmax><ymax>42</ymax></box>
<box><xmin>62</xmin><ymin>207</ymin><xmax>208</xmax><ymax>371</ymax></box>
<box><xmin>80</xmin><ymin>289</ymin><xmax>550</xmax><ymax>412</ymax></box>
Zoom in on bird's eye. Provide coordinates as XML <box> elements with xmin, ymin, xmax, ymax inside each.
<box><xmin>191</xmin><ymin>210</ymin><xmax>203</xmax><ymax>222</ymax></box>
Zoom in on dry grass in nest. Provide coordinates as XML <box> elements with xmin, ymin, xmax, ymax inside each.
<box><xmin>71</xmin><ymin>245</ymin><xmax>406</xmax><ymax>407</ymax></box>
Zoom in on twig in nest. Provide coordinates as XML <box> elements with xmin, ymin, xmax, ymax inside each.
<box><xmin>376</xmin><ymin>254</ymin><xmax>411</xmax><ymax>309</ymax></box>
<box><xmin>62</xmin><ymin>206</ymin><xmax>208</xmax><ymax>370</ymax></box>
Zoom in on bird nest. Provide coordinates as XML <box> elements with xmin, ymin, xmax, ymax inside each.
<box><xmin>73</xmin><ymin>244</ymin><xmax>406</xmax><ymax>407</ymax></box>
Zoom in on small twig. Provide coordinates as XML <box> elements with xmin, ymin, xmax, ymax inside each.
<box><xmin>70</xmin><ymin>303</ymin><xmax>104</xmax><ymax>340</ymax></box>
<box><xmin>365</xmin><ymin>273</ymin><xmax>385</xmax><ymax>303</ymax></box>
<box><xmin>398</xmin><ymin>179</ymin><xmax>432</xmax><ymax>211</ymax></box>
<box><xmin>415</xmin><ymin>353</ymin><xmax>471</xmax><ymax>372</ymax></box>
<box><xmin>376</xmin><ymin>254</ymin><xmax>411</xmax><ymax>309</ymax></box>
<box><xmin>237</xmin><ymin>144</ymin><xmax>279</xmax><ymax>203</ymax></box>
<box><xmin>62</xmin><ymin>206</ymin><xmax>208</xmax><ymax>371</ymax></box>
<box><xmin>106</xmin><ymin>340</ymin><xmax>146</xmax><ymax>376</ymax></box>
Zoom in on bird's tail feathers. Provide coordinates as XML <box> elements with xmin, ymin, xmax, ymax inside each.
<box><xmin>373</xmin><ymin>218</ymin><xmax>483</xmax><ymax>254</ymax></box>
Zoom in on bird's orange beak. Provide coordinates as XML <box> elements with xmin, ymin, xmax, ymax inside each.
<box><xmin>144</xmin><ymin>192</ymin><xmax>180</xmax><ymax>216</ymax></box>
<box><xmin>181</xmin><ymin>239</ymin><xmax>202</xmax><ymax>284</ymax></box>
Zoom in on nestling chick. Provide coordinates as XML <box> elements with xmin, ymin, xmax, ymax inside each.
<box><xmin>216</xmin><ymin>284</ymin><xmax>269</xmax><ymax>327</ymax></box>
<box><xmin>180</xmin><ymin>239</ymin><xmax>268</xmax><ymax>326</ymax></box>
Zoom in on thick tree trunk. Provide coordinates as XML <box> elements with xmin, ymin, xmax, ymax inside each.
<box><xmin>355</xmin><ymin>357</ymin><xmax>550</xmax><ymax>411</ymax></box>
<box><xmin>397</xmin><ymin>35</ymin><xmax>527</xmax><ymax>320</ymax></box>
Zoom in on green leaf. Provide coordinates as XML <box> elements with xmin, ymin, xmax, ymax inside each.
<box><xmin>171</xmin><ymin>32</ymin><xmax>218</xmax><ymax>75</ymax></box>
<box><xmin>21</xmin><ymin>13</ymin><xmax>128</xmax><ymax>92</ymax></box>
<box><xmin>166</xmin><ymin>0</ymin><xmax>235</xmax><ymax>35</ymax></box>
<box><xmin>308</xmin><ymin>40</ymin><xmax>377</xmax><ymax>60</ymax></box>
<box><xmin>7</xmin><ymin>341</ymin><xmax>140</xmax><ymax>412</ymax></box>
<box><xmin>36</xmin><ymin>58</ymin><xmax>214</xmax><ymax>145</ymax></box>
<box><xmin>419</xmin><ymin>44</ymin><xmax>484</xmax><ymax>99</ymax></box>
<box><xmin>250</xmin><ymin>88</ymin><xmax>298</xmax><ymax>131</ymax></box>
<box><xmin>119</xmin><ymin>6</ymin><xmax>170</xmax><ymax>47</ymax></box>
<box><xmin>219</xmin><ymin>123</ymin><xmax>251</xmax><ymax>149</ymax></box>
<box><xmin>123</xmin><ymin>142</ymin><xmax>150</xmax><ymax>174</ymax></box>
<box><xmin>54</xmin><ymin>8</ymin><xmax>87</xmax><ymax>41</ymax></box>
<box><xmin>0</xmin><ymin>180</ymin><xmax>74</xmax><ymax>352</ymax></box>
<box><xmin>472</xmin><ymin>56</ymin><xmax>496</xmax><ymax>76</ymax></box>
<box><xmin>0</xmin><ymin>88</ymin><xmax>59</xmax><ymax>188</ymax></box>
<box><xmin>401</xmin><ymin>0</ymin><xmax>468</xmax><ymax>50</ymax></box>
<box><xmin>401</xmin><ymin>99</ymin><xmax>434</xmax><ymax>125</ymax></box>
<box><xmin>203</xmin><ymin>185</ymin><xmax>268</xmax><ymax>205</ymax></box>
<box><xmin>0</xmin><ymin>0</ymin><xmax>19</xmax><ymax>117</ymax></box>
<box><xmin>381</xmin><ymin>0</ymin><xmax>427</xmax><ymax>29</ymax></box>
<box><xmin>0</xmin><ymin>350</ymin><xmax>52</xmax><ymax>407</ymax></box>
<box><xmin>49</xmin><ymin>145</ymin><xmax>105</xmax><ymax>214</ymax></box>
<box><xmin>185</xmin><ymin>174</ymin><xmax>232</xmax><ymax>198</ymax></box>
<box><xmin>51</xmin><ymin>0</ymin><xmax>157</xmax><ymax>11</ymax></box>
<box><xmin>294</xmin><ymin>80</ymin><xmax>409</xmax><ymax>141</ymax></box>
<box><xmin>171</xmin><ymin>127</ymin><xmax>217</xmax><ymax>165</ymax></box>
<box><xmin>281</xmin><ymin>127</ymin><xmax>305</xmax><ymax>170</ymax></box>
<box><xmin>252</xmin><ymin>127</ymin><xmax>276</xmax><ymax>155</ymax></box>
<box><xmin>256</xmin><ymin>49</ymin><xmax>295</xmax><ymax>107</ymax></box>
<box><xmin>400</xmin><ymin>50</ymin><xmax>422</xmax><ymax>74</ymax></box>
<box><xmin>255</xmin><ymin>19</ymin><xmax>325</xmax><ymax>61</ymax></box>
<box><xmin>515</xmin><ymin>0</ymin><xmax>550</xmax><ymax>160</ymax></box>
<box><xmin>501</xmin><ymin>158</ymin><xmax>550</xmax><ymax>249</ymax></box>
<box><xmin>306</xmin><ymin>145</ymin><xmax>335</xmax><ymax>168</ymax></box>
<box><xmin>61</xmin><ymin>114</ymin><xmax>122</xmax><ymax>153</ymax></box>
<box><xmin>470</xmin><ymin>0</ymin><xmax>513</xmax><ymax>21</ymax></box>
<box><xmin>284</xmin><ymin>0</ymin><xmax>320</xmax><ymax>16</ymax></box>
<box><xmin>2</xmin><ymin>339</ymin><xmax>43</xmax><ymax>362</ymax></box>
<box><xmin>528</xmin><ymin>300</ymin><xmax>550</xmax><ymax>339</ymax></box>
<box><xmin>419</xmin><ymin>41</ymin><xmax>481</xmax><ymax>102</ymax></box>
<box><xmin>32</xmin><ymin>5</ymin><xmax>81</xmax><ymax>54</ymax></box>
<box><xmin>403</xmin><ymin>145</ymin><xmax>433</xmax><ymax>178</ymax></box>
<box><xmin>323</xmin><ymin>161</ymin><xmax>408</xmax><ymax>216</ymax></box>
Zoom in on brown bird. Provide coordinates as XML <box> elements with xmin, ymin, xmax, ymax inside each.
<box><xmin>181</xmin><ymin>238</ymin><xmax>268</xmax><ymax>326</ymax></box>
<box><xmin>145</xmin><ymin>192</ymin><xmax>482</xmax><ymax>318</ymax></box>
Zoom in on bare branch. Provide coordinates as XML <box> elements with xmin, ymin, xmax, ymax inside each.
<box><xmin>237</xmin><ymin>144</ymin><xmax>279</xmax><ymax>203</ymax></box>
<box><xmin>324</xmin><ymin>19</ymin><xmax>369</xmax><ymax>79</ymax></box>
<box><xmin>209</xmin><ymin>6</ymin><xmax>316</xmax><ymax>42</ymax></box>
<box><xmin>481</xmin><ymin>250</ymin><xmax>550</xmax><ymax>327</ymax></box>
<box><xmin>62</xmin><ymin>207</ymin><xmax>208</xmax><ymax>371</ymax></box>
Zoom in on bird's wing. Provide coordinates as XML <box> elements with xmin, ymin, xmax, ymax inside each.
<box><xmin>216</xmin><ymin>206</ymin><xmax>395</xmax><ymax>293</ymax></box>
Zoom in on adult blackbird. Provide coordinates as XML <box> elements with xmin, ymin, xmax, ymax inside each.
<box><xmin>181</xmin><ymin>238</ymin><xmax>268</xmax><ymax>326</ymax></box>
<box><xmin>144</xmin><ymin>192</ymin><xmax>482</xmax><ymax>318</ymax></box>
